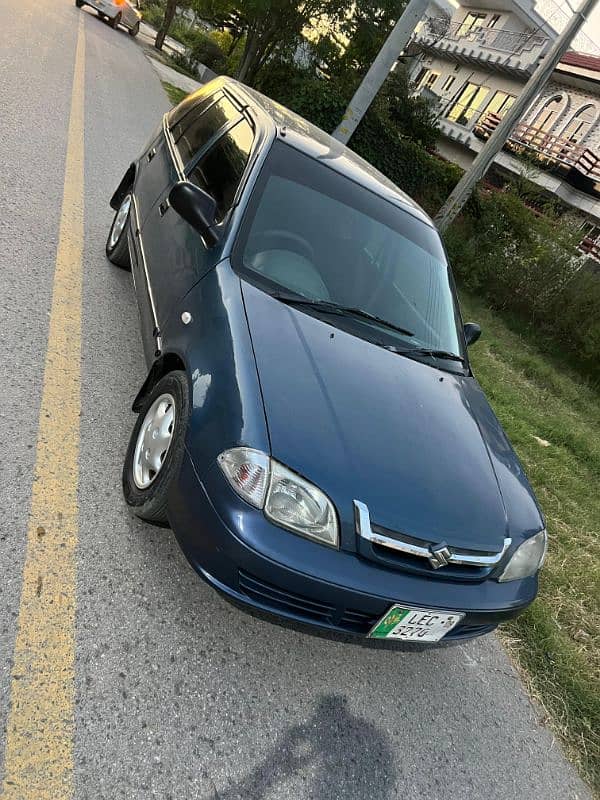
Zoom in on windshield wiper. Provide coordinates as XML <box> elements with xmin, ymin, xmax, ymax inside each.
<box><xmin>385</xmin><ymin>345</ymin><xmax>465</xmax><ymax>364</ymax></box>
<box><xmin>271</xmin><ymin>292</ymin><xmax>415</xmax><ymax>338</ymax></box>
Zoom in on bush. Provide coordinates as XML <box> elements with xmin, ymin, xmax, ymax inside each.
<box><xmin>445</xmin><ymin>189</ymin><xmax>600</xmax><ymax>372</ymax></box>
<box><xmin>187</xmin><ymin>30</ymin><xmax>226</xmax><ymax>71</ymax></box>
<box><xmin>208</xmin><ymin>30</ymin><xmax>245</xmax><ymax>76</ymax></box>
<box><xmin>257</xmin><ymin>63</ymin><xmax>461</xmax><ymax>216</ymax></box>
<box><xmin>168</xmin><ymin>27</ymin><xmax>227</xmax><ymax>74</ymax></box>
<box><xmin>140</xmin><ymin>0</ymin><xmax>164</xmax><ymax>29</ymax></box>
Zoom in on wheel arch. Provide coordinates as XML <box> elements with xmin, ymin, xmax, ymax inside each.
<box><xmin>132</xmin><ymin>352</ymin><xmax>187</xmax><ymax>412</ymax></box>
<box><xmin>110</xmin><ymin>163</ymin><xmax>137</xmax><ymax>211</ymax></box>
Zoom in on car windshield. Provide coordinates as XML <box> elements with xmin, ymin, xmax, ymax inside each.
<box><xmin>233</xmin><ymin>141</ymin><xmax>463</xmax><ymax>361</ymax></box>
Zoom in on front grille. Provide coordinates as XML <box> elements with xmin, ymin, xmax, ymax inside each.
<box><xmin>370</xmin><ymin>539</ymin><xmax>492</xmax><ymax>582</ymax></box>
<box><xmin>353</xmin><ymin>500</ymin><xmax>509</xmax><ymax>582</ymax></box>
<box><xmin>237</xmin><ymin>571</ymin><xmax>496</xmax><ymax>640</ymax></box>
<box><xmin>238</xmin><ymin>572</ymin><xmax>383</xmax><ymax>633</ymax></box>
<box><xmin>446</xmin><ymin>623</ymin><xmax>497</xmax><ymax>640</ymax></box>
<box><xmin>238</xmin><ymin>571</ymin><xmax>336</xmax><ymax>624</ymax></box>
<box><xmin>340</xmin><ymin>608</ymin><xmax>380</xmax><ymax>633</ymax></box>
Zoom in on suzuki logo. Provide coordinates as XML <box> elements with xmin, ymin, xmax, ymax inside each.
<box><xmin>428</xmin><ymin>543</ymin><xmax>452</xmax><ymax>569</ymax></box>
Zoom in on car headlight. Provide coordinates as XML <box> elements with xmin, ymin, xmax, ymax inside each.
<box><xmin>218</xmin><ymin>448</ymin><xmax>339</xmax><ymax>547</ymax></box>
<box><xmin>498</xmin><ymin>530</ymin><xmax>547</xmax><ymax>582</ymax></box>
<box><xmin>217</xmin><ymin>447</ymin><xmax>270</xmax><ymax>508</ymax></box>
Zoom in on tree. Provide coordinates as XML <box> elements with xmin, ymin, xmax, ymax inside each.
<box><xmin>193</xmin><ymin>0</ymin><xmax>349</xmax><ymax>84</ymax></box>
<box><xmin>316</xmin><ymin>0</ymin><xmax>407</xmax><ymax>76</ymax></box>
<box><xmin>155</xmin><ymin>0</ymin><xmax>178</xmax><ymax>50</ymax></box>
<box><xmin>383</xmin><ymin>66</ymin><xmax>439</xmax><ymax>149</ymax></box>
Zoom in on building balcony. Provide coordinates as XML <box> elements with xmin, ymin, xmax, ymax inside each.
<box><xmin>474</xmin><ymin>112</ymin><xmax>600</xmax><ymax>199</ymax></box>
<box><xmin>580</xmin><ymin>233</ymin><xmax>600</xmax><ymax>262</ymax></box>
<box><xmin>414</xmin><ymin>18</ymin><xmax>548</xmax><ymax>77</ymax></box>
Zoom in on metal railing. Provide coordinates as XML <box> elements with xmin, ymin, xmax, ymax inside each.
<box><xmin>474</xmin><ymin>112</ymin><xmax>600</xmax><ymax>182</ymax></box>
<box><xmin>580</xmin><ymin>235</ymin><xmax>600</xmax><ymax>260</ymax></box>
<box><xmin>418</xmin><ymin>18</ymin><xmax>548</xmax><ymax>56</ymax></box>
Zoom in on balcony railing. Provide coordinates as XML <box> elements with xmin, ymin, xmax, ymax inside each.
<box><xmin>475</xmin><ymin>112</ymin><xmax>600</xmax><ymax>177</ymax></box>
<box><xmin>580</xmin><ymin>235</ymin><xmax>600</xmax><ymax>261</ymax></box>
<box><xmin>474</xmin><ymin>112</ymin><xmax>600</xmax><ymax>199</ymax></box>
<box><xmin>418</xmin><ymin>18</ymin><xmax>548</xmax><ymax>57</ymax></box>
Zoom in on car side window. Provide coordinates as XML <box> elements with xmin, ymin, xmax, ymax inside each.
<box><xmin>168</xmin><ymin>87</ymin><xmax>214</xmax><ymax>128</ymax></box>
<box><xmin>172</xmin><ymin>96</ymin><xmax>240</xmax><ymax>167</ymax></box>
<box><xmin>169</xmin><ymin>92</ymin><xmax>216</xmax><ymax>143</ymax></box>
<box><xmin>188</xmin><ymin>120</ymin><xmax>254</xmax><ymax>223</ymax></box>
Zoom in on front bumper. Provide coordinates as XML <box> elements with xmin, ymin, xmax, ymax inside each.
<box><xmin>167</xmin><ymin>453</ymin><xmax>537</xmax><ymax>644</ymax></box>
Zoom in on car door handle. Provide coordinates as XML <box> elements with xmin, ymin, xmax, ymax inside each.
<box><xmin>147</xmin><ymin>147</ymin><xmax>156</xmax><ymax>162</ymax></box>
<box><xmin>159</xmin><ymin>200</ymin><xmax>169</xmax><ymax>216</ymax></box>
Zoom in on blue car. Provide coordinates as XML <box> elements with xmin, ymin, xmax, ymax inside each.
<box><xmin>108</xmin><ymin>77</ymin><xmax>547</xmax><ymax>645</ymax></box>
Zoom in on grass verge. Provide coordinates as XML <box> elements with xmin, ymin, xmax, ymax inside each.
<box><xmin>162</xmin><ymin>82</ymin><xmax>188</xmax><ymax>106</ymax></box>
<box><xmin>461</xmin><ymin>290</ymin><xmax>599</xmax><ymax>795</ymax></box>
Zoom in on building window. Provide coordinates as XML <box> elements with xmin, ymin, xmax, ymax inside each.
<box><xmin>457</xmin><ymin>12</ymin><xmax>486</xmax><ymax>36</ymax></box>
<box><xmin>485</xmin><ymin>91</ymin><xmax>516</xmax><ymax>118</ymax></box>
<box><xmin>446</xmin><ymin>82</ymin><xmax>490</xmax><ymax>126</ymax></box>
<box><xmin>560</xmin><ymin>104</ymin><xmax>597</xmax><ymax>144</ymax></box>
<box><xmin>414</xmin><ymin>67</ymin><xmax>428</xmax><ymax>87</ymax></box>
<box><xmin>442</xmin><ymin>75</ymin><xmax>456</xmax><ymax>92</ymax></box>
<box><xmin>530</xmin><ymin>96</ymin><xmax>565</xmax><ymax>134</ymax></box>
<box><xmin>487</xmin><ymin>14</ymin><xmax>502</xmax><ymax>28</ymax></box>
<box><xmin>418</xmin><ymin>70</ymin><xmax>440</xmax><ymax>90</ymax></box>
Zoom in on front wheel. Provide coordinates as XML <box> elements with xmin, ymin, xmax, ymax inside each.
<box><xmin>75</xmin><ymin>0</ymin><xmax>83</xmax><ymax>6</ymax></box>
<box><xmin>110</xmin><ymin>12</ymin><xmax>121</xmax><ymax>28</ymax></box>
<box><xmin>122</xmin><ymin>371</ymin><xmax>190</xmax><ymax>524</ymax></box>
<box><xmin>129</xmin><ymin>20</ymin><xmax>140</xmax><ymax>36</ymax></box>
<box><xmin>106</xmin><ymin>193</ymin><xmax>132</xmax><ymax>269</ymax></box>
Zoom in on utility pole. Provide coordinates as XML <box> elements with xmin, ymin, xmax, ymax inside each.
<box><xmin>332</xmin><ymin>0</ymin><xmax>430</xmax><ymax>144</ymax></box>
<box><xmin>434</xmin><ymin>0</ymin><xmax>600</xmax><ymax>232</ymax></box>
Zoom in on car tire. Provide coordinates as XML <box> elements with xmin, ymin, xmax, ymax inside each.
<box><xmin>129</xmin><ymin>21</ymin><xmax>140</xmax><ymax>36</ymax></box>
<box><xmin>75</xmin><ymin>0</ymin><xmax>83</xmax><ymax>6</ymax></box>
<box><xmin>123</xmin><ymin>371</ymin><xmax>190</xmax><ymax>525</ymax></box>
<box><xmin>110</xmin><ymin>12</ymin><xmax>121</xmax><ymax>28</ymax></box>
<box><xmin>106</xmin><ymin>193</ymin><xmax>132</xmax><ymax>270</ymax></box>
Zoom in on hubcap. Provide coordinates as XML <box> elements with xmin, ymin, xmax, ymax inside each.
<box><xmin>109</xmin><ymin>194</ymin><xmax>131</xmax><ymax>250</ymax></box>
<box><xmin>133</xmin><ymin>393</ymin><xmax>175</xmax><ymax>489</ymax></box>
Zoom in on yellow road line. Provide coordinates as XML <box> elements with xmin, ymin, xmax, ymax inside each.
<box><xmin>1</xmin><ymin>14</ymin><xmax>85</xmax><ymax>800</ymax></box>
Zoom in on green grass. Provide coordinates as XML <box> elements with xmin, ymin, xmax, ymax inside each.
<box><xmin>162</xmin><ymin>82</ymin><xmax>188</xmax><ymax>106</ymax></box>
<box><xmin>461</xmin><ymin>290</ymin><xmax>600</xmax><ymax>795</ymax></box>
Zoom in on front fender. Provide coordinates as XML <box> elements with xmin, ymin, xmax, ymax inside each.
<box><xmin>159</xmin><ymin>260</ymin><xmax>270</xmax><ymax>478</ymax></box>
<box><xmin>110</xmin><ymin>163</ymin><xmax>137</xmax><ymax>210</ymax></box>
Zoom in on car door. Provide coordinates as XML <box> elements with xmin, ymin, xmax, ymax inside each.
<box><xmin>132</xmin><ymin>89</ymin><xmax>215</xmax><ymax>226</ymax></box>
<box><xmin>123</xmin><ymin>0</ymin><xmax>137</xmax><ymax>26</ymax></box>
<box><xmin>140</xmin><ymin>93</ymin><xmax>254</xmax><ymax>334</ymax></box>
<box><xmin>133</xmin><ymin>130</ymin><xmax>179</xmax><ymax>228</ymax></box>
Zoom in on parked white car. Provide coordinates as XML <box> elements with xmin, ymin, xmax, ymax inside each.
<box><xmin>75</xmin><ymin>0</ymin><xmax>141</xmax><ymax>36</ymax></box>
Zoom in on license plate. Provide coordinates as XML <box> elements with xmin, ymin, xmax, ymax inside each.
<box><xmin>369</xmin><ymin>604</ymin><xmax>464</xmax><ymax>642</ymax></box>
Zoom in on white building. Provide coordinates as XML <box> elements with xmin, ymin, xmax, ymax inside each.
<box><xmin>409</xmin><ymin>0</ymin><xmax>600</xmax><ymax>258</ymax></box>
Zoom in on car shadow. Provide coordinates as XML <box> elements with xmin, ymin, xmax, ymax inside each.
<box><xmin>203</xmin><ymin>694</ymin><xmax>394</xmax><ymax>800</ymax></box>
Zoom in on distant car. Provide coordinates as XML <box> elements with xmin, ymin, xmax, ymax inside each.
<box><xmin>106</xmin><ymin>77</ymin><xmax>547</xmax><ymax>646</ymax></box>
<box><xmin>75</xmin><ymin>0</ymin><xmax>141</xmax><ymax>36</ymax></box>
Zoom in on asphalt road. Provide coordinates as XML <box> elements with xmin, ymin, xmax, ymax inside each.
<box><xmin>0</xmin><ymin>2</ymin><xmax>592</xmax><ymax>799</ymax></box>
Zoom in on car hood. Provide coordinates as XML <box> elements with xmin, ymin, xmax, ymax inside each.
<box><xmin>241</xmin><ymin>282</ymin><xmax>543</xmax><ymax>552</ymax></box>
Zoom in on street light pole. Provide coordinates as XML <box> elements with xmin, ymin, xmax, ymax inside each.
<box><xmin>331</xmin><ymin>0</ymin><xmax>430</xmax><ymax>145</ymax></box>
<box><xmin>434</xmin><ymin>0</ymin><xmax>600</xmax><ymax>232</ymax></box>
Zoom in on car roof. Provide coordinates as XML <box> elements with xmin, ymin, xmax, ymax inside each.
<box><xmin>207</xmin><ymin>77</ymin><xmax>436</xmax><ymax>230</ymax></box>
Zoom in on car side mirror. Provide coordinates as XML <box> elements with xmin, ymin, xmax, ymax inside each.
<box><xmin>464</xmin><ymin>322</ymin><xmax>482</xmax><ymax>347</ymax></box>
<box><xmin>169</xmin><ymin>181</ymin><xmax>218</xmax><ymax>245</ymax></box>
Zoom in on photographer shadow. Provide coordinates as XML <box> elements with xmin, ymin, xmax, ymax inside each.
<box><xmin>211</xmin><ymin>693</ymin><xmax>395</xmax><ymax>800</ymax></box>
